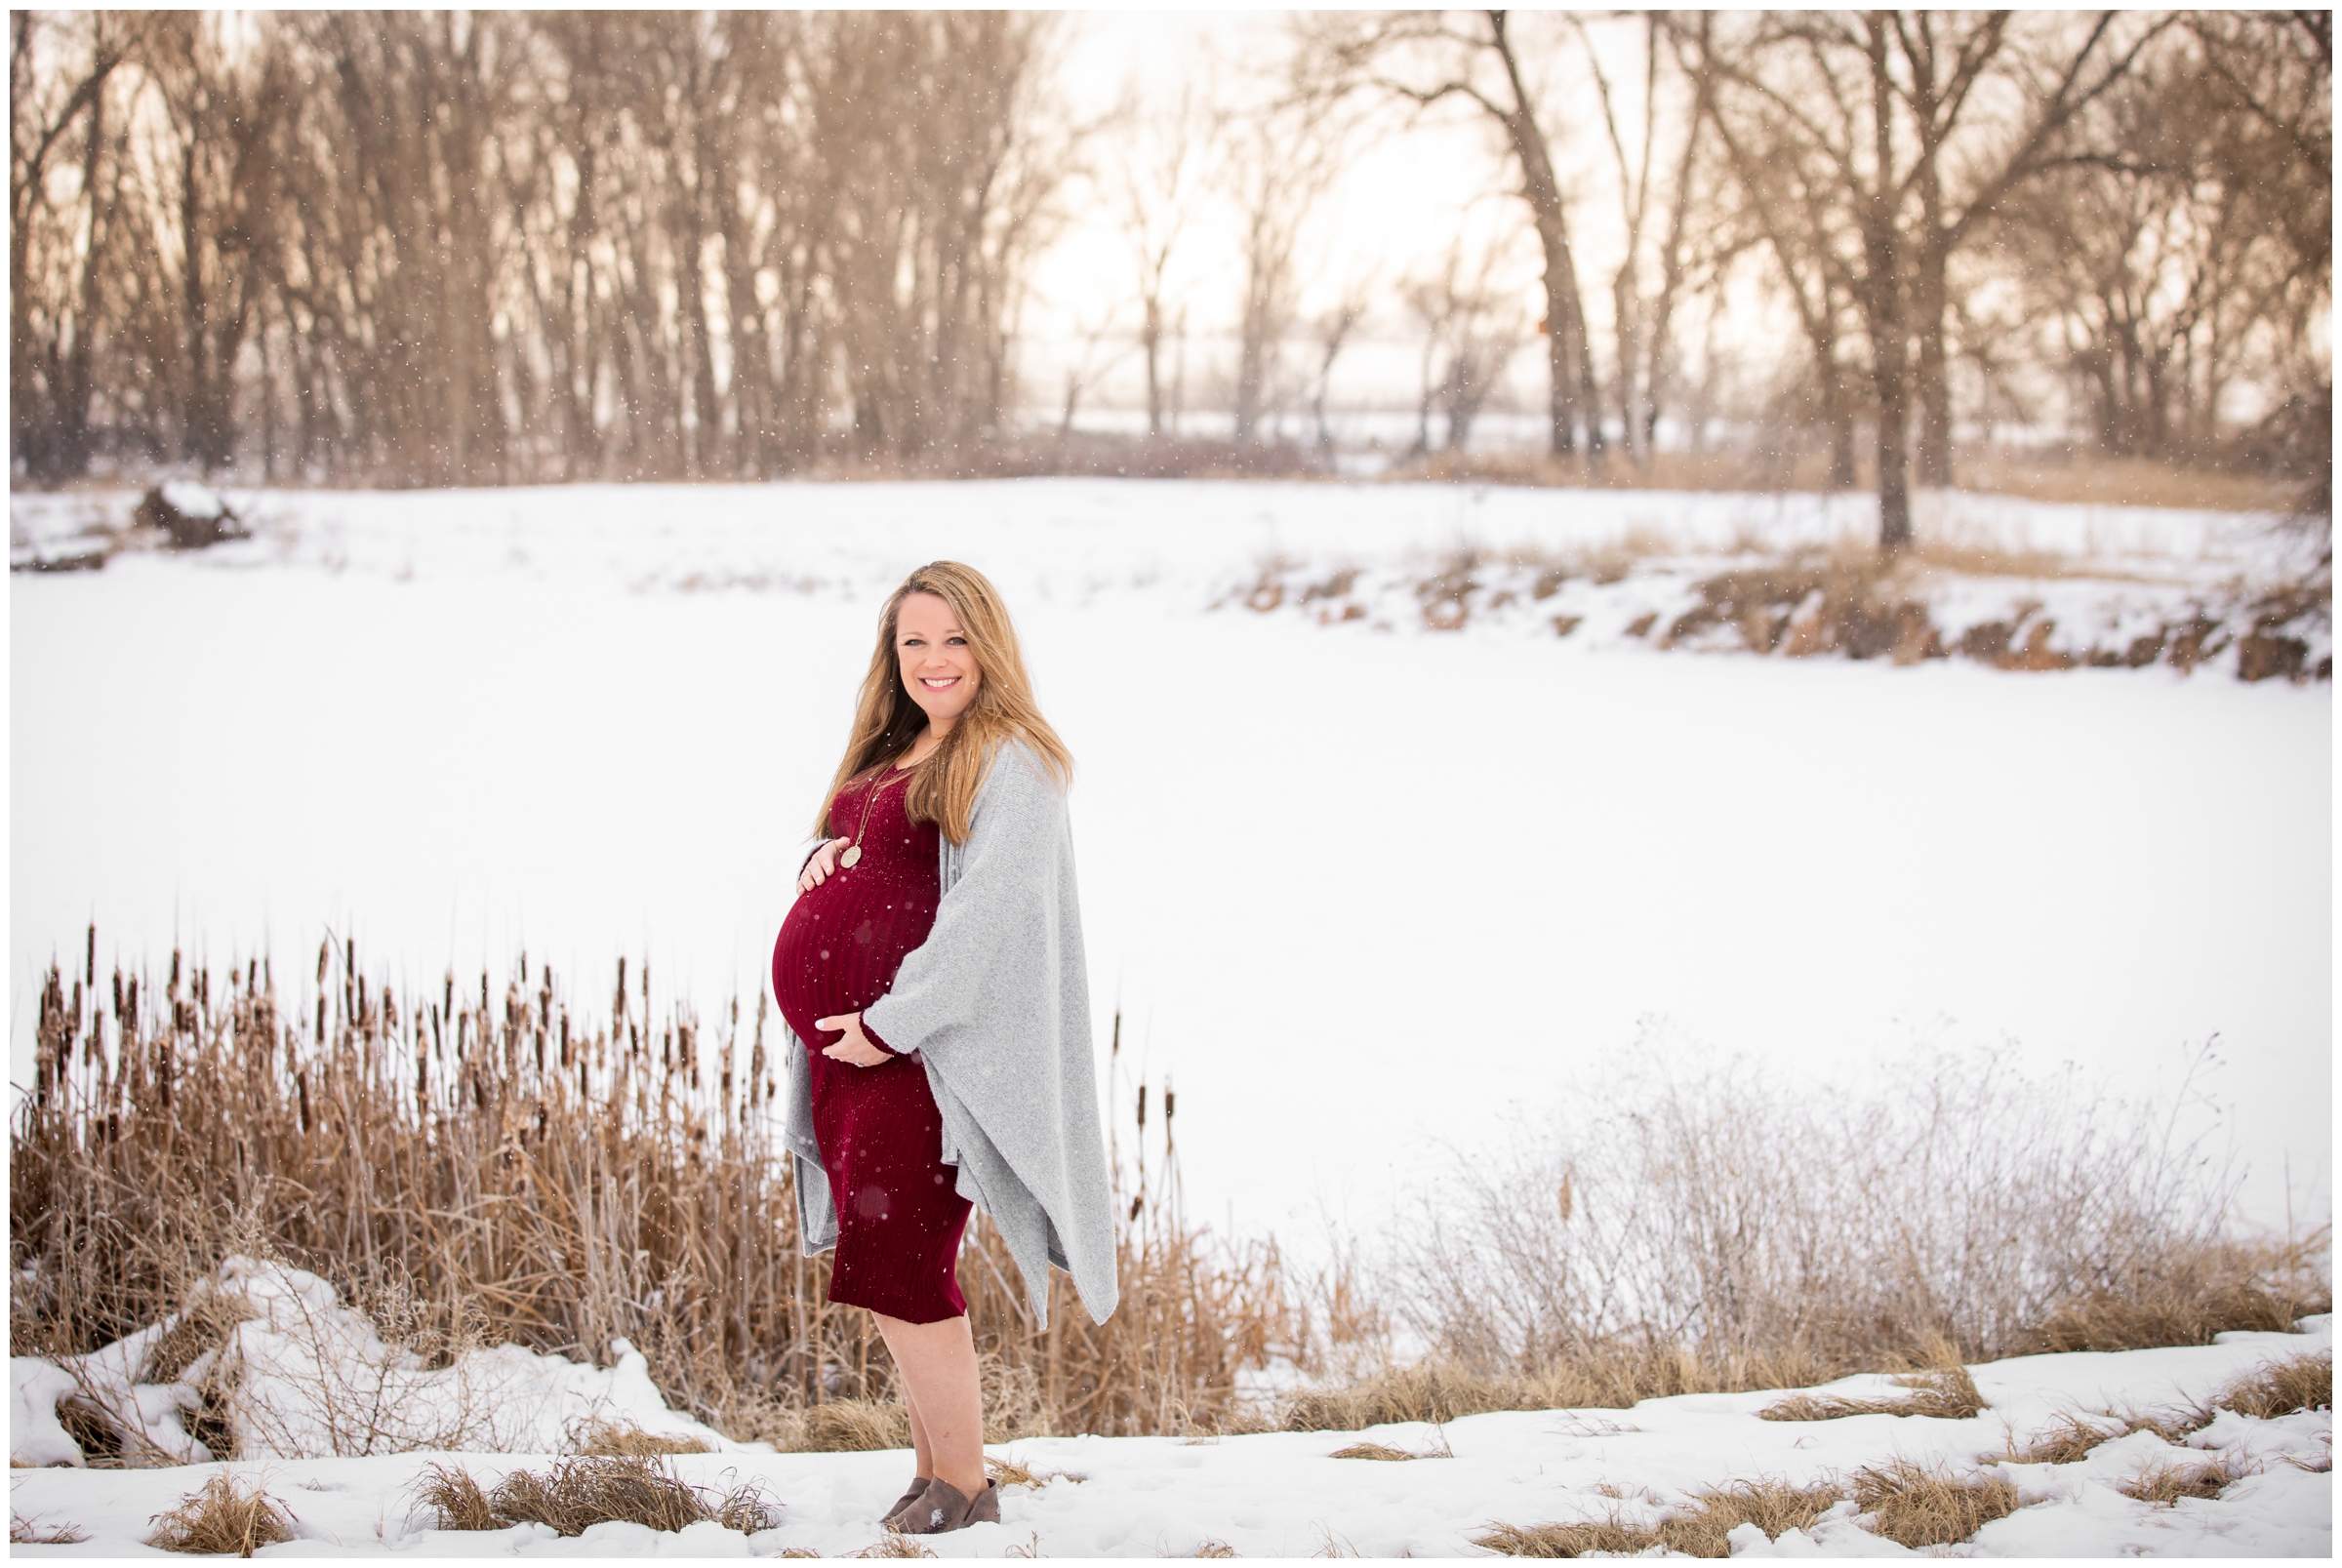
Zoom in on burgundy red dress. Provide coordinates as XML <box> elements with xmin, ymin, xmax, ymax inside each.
<box><xmin>771</xmin><ymin>766</ymin><xmax>973</xmax><ymax>1323</ymax></box>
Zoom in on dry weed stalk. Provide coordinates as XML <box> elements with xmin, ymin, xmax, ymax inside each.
<box><xmin>1848</xmin><ymin>1459</ymin><xmax>2020</xmax><ymax>1548</ymax></box>
<box><xmin>850</xmin><ymin>1533</ymin><xmax>939</xmax><ymax>1558</ymax></box>
<box><xmin>1189</xmin><ymin>1540</ymin><xmax>1240</xmax><ymax>1557</ymax></box>
<box><xmin>10</xmin><ymin>1512</ymin><xmax>90</xmax><ymax>1545</ymax></box>
<box><xmin>12</xmin><ymin>937</ymin><xmax>1298</xmax><ymax>1452</ymax></box>
<box><xmin>145</xmin><ymin>1471</ymin><xmax>297</xmax><ymax>1555</ymax></box>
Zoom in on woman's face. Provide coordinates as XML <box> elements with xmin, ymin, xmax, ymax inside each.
<box><xmin>895</xmin><ymin>590</ymin><xmax>982</xmax><ymax>731</ymax></box>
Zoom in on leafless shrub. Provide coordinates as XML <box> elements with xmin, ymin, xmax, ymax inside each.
<box><xmin>1385</xmin><ymin>1039</ymin><xmax>2273</xmax><ymax>1396</ymax></box>
<box><xmin>1849</xmin><ymin>1459</ymin><xmax>2020</xmax><ymax>1548</ymax></box>
<box><xmin>146</xmin><ymin>1471</ymin><xmax>297</xmax><ymax>1555</ymax></box>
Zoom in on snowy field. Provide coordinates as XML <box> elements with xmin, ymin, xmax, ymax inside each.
<box><xmin>8</xmin><ymin>479</ymin><xmax>2332</xmax><ymax>1238</ymax></box>
<box><xmin>6</xmin><ymin>1257</ymin><xmax>2331</xmax><ymax>1556</ymax></box>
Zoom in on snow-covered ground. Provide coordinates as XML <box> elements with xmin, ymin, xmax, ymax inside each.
<box><xmin>8</xmin><ymin>480</ymin><xmax>2332</xmax><ymax>1238</ymax></box>
<box><xmin>8</xmin><ymin>1270</ymin><xmax>2330</xmax><ymax>1556</ymax></box>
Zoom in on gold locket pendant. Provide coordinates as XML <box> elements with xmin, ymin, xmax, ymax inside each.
<box><xmin>839</xmin><ymin>844</ymin><xmax>862</xmax><ymax>868</ymax></box>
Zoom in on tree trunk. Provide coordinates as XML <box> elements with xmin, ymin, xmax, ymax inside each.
<box><xmin>1489</xmin><ymin>13</ymin><xmax>1595</xmax><ymax>458</ymax></box>
<box><xmin>1864</xmin><ymin>28</ymin><xmax>1912</xmax><ymax>555</ymax></box>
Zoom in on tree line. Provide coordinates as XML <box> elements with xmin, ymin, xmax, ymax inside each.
<box><xmin>11</xmin><ymin>11</ymin><xmax>1067</xmax><ymax>486</ymax></box>
<box><xmin>11</xmin><ymin>10</ymin><xmax>2331</xmax><ymax>545</ymax></box>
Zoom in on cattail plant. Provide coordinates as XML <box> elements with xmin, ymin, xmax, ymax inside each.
<box><xmin>10</xmin><ymin>930</ymin><xmax>1305</xmax><ymax>1451</ymax></box>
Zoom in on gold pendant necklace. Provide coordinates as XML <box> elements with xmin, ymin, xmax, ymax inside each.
<box><xmin>837</xmin><ymin>762</ymin><xmax>905</xmax><ymax>869</ymax></box>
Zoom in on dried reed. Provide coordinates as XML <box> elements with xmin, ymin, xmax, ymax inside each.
<box><xmin>10</xmin><ymin>935</ymin><xmax>1299</xmax><ymax>1455</ymax></box>
<box><xmin>145</xmin><ymin>1472</ymin><xmax>297</xmax><ymax>1555</ymax></box>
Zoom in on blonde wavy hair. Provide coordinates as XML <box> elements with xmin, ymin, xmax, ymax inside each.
<box><xmin>815</xmin><ymin>561</ymin><xmax>1073</xmax><ymax>845</ymax></box>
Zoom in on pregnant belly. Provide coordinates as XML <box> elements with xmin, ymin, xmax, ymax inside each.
<box><xmin>771</xmin><ymin>880</ymin><xmax>936</xmax><ymax>1049</ymax></box>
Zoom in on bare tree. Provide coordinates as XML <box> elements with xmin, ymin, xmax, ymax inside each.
<box><xmin>1303</xmin><ymin>9</ymin><xmax>1605</xmax><ymax>460</ymax></box>
<box><xmin>1113</xmin><ymin>85</ymin><xmax>1207</xmax><ymax>440</ymax></box>
<box><xmin>1222</xmin><ymin>94</ymin><xmax>1348</xmax><ymax>444</ymax></box>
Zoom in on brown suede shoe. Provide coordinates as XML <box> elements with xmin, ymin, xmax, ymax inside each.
<box><xmin>880</xmin><ymin>1478</ymin><xmax>933</xmax><ymax>1530</ymax></box>
<box><xmin>895</xmin><ymin>1476</ymin><xmax>1001</xmax><ymax>1535</ymax></box>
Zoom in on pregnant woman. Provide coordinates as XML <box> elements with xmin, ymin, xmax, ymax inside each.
<box><xmin>771</xmin><ymin>561</ymin><xmax>1117</xmax><ymax>1537</ymax></box>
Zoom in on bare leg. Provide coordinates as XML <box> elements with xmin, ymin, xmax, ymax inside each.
<box><xmin>873</xmin><ymin>1310</ymin><xmax>986</xmax><ymax>1499</ymax></box>
<box><xmin>901</xmin><ymin>1378</ymin><xmax>934</xmax><ymax>1483</ymax></box>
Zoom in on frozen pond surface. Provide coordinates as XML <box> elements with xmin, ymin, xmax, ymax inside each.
<box><xmin>9</xmin><ymin>480</ymin><xmax>2330</xmax><ymax>1235</ymax></box>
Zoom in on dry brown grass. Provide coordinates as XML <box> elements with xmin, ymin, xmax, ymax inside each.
<box><xmin>1473</xmin><ymin>1514</ymin><xmax>1661</xmax><ymax>1557</ymax></box>
<box><xmin>2120</xmin><ymin>1455</ymin><xmax>2241</xmax><ymax>1505</ymax></box>
<box><xmin>416</xmin><ymin>1463</ymin><xmax>499</xmax><ymax>1530</ymax></box>
<box><xmin>985</xmin><ymin>1452</ymin><xmax>1083</xmax><ymax>1490</ymax></box>
<box><xmin>571</xmin><ymin>1418</ymin><xmax>712</xmax><ymax>1457</ymax></box>
<box><xmin>10</xmin><ymin>1512</ymin><xmax>90</xmax><ymax>1545</ymax></box>
<box><xmin>2212</xmin><ymin>1350</ymin><xmax>2332</xmax><ymax>1420</ymax></box>
<box><xmin>1848</xmin><ymin>1459</ymin><xmax>2020</xmax><ymax>1548</ymax></box>
<box><xmin>2027</xmin><ymin>1268</ymin><xmax>2325</xmax><ymax>1354</ymax></box>
<box><xmin>418</xmin><ymin>1455</ymin><xmax>780</xmax><ymax>1537</ymax></box>
<box><xmin>1189</xmin><ymin>1540</ymin><xmax>1241</xmax><ymax>1557</ymax></box>
<box><xmin>1282</xmin><ymin>1343</ymin><xmax>1836</xmax><ymax>1432</ymax></box>
<box><xmin>1475</xmin><ymin>1478</ymin><xmax>1843</xmax><ymax>1559</ymax></box>
<box><xmin>2001</xmin><ymin>1412</ymin><xmax>2127</xmax><ymax>1466</ymax></box>
<box><xmin>795</xmin><ymin>1398</ymin><xmax>912</xmax><ymax>1453</ymax></box>
<box><xmin>850</xmin><ymin>1533</ymin><xmax>939</xmax><ymax>1557</ymax></box>
<box><xmin>1661</xmin><ymin>1479</ymin><xmax>1845</xmax><ymax>1557</ymax></box>
<box><xmin>1326</xmin><ymin>1441</ymin><xmax>1416</xmax><ymax>1461</ymax></box>
<box><xmin>10</xmin><ymin>937</ymin><xmax>1302</xmax><ymax>1455</ymax></box>
<box><xmin>1384</xmin><ymin>445</ymin><xmax>2295</xmax><ymax>513</ymax></box>
<box><xmin>145</xmin><ymin>1471</ymin><xmax>297</xmax><ymax>1555</ymax></box>
<box><xmin>1760</xmin><ymin>1367</ymin><xmax>1987</xmax><ymax>1423</ymax></box>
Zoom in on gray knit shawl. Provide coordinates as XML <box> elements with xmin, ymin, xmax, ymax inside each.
<box><xmin>780</xmin><ymin>741</ymin><xmax>1119</xmax><ymax>1329</ymax></box>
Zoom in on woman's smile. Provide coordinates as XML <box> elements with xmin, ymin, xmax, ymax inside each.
<box><xmin>896</xmin><ymin>591</ymin><xmax>982</xmax><ymax>729</ymax></box>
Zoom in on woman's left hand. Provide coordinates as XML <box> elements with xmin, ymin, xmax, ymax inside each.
<box><xmin>815</xmin><ymin>1012</ymin><xmax>893</xmax><ymax>1067</ymax></box>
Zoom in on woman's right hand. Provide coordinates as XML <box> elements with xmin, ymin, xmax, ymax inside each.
<box><xmin>798</xmin><ymin>836</ymin><xmax>851</xmax><ymax>892</ymax></box>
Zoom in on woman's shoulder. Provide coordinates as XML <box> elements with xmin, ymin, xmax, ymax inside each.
<box><xmin>979</xmin><ymin>734</ymin><xmax>1070</xmax><ymax>808</ymax></box>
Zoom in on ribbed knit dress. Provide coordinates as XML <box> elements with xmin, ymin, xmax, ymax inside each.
<box><xmin>770</xmin><ymin>766</ymin><xmax>972</xmax><ymax>1323</ymax></box>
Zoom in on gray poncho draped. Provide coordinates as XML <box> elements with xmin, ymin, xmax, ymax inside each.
<box><xmin>780</xmin><ymin>741</ymin><xmax>1119</xmax><ymax>1329</ymax></box>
